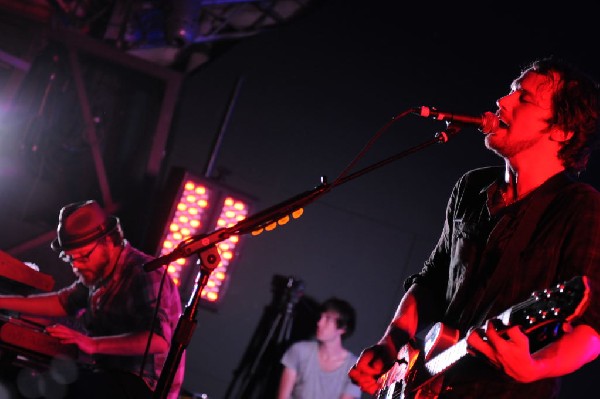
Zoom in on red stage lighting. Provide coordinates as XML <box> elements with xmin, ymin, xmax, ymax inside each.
<box><xmin>152</xmin><ymin>168</ymin><xmax>253</xmax><ymax>307</ymax></box>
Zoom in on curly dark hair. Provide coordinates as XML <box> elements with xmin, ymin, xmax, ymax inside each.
<box><xmin>515</xmin><ymin>56</ymin><xmax>600</xmax><ymax>173</ymax></box>
<box><xmin>320</xmin><ymin>297</ymin><xmax>357</xmax><ymax>340</ymax></box>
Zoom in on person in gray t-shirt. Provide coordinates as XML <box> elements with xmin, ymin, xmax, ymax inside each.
<box><xmin>278</xmin><ymin>297</ymin><xmax>361</xmax><ymax>399</ymax></box>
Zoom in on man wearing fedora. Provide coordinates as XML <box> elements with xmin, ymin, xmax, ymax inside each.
<box><xmin>0</xmin><ymin>200</ymin><xmax>184</xmax><ymax>399</ymax></box>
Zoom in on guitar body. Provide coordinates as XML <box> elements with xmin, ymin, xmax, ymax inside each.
<box><xmin>374</xmin><ymin>324</ymin><xmax>457</xmax><ymax>399</ymax></box>
<box><xmin>373</xmin><ymin>276</ymin><xmax>590</xmax><ymax>399</ymax></box>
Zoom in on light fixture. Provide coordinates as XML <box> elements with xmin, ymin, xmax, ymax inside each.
<box><xmin>151</xmin><ymin>168</ymin><xmax>253</xmax><ymax>307</ymax></box>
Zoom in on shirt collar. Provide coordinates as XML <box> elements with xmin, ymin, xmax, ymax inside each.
<box><xmin>481</xmin><ymin>170</ymin><xmax>575</xmax><ymax>217</ymax></box>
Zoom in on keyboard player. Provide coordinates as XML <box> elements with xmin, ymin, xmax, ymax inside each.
<box><xmin>0</xmin><ymin>200</ymin><xmax>184</xmax><ymax>399</ymax></box>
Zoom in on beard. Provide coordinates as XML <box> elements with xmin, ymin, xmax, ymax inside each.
<box><xmin>75</xmin><ymin>269</ymin><xmax>102</xmax><ymax>287</ymax></box>
<box><xmin>484</xmin><ymin>132</ymin><xmax>541</xmax><ymax>159</ymax></box>
<box><xmin>73</xmin><ymin>256</ymin><xmax>111</xmax><ymax>287</ymax></box>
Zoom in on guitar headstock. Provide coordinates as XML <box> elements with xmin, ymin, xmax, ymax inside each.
<box><xmin>509</xmin><ymin>276</ymin><xmax>590</xmax><ymax>350</ymax></box>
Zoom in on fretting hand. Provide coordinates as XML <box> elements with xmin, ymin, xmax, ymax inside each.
<box><xmin>466</xmin><ymin>320</ymin><xmax>539</xmax><ymax>383</ymax></box>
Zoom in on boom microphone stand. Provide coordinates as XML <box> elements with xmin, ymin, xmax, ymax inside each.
<box><xmin>144</xmin><ymin>110</ymin><xmax>472</xmax><ymax>398</ymax></box>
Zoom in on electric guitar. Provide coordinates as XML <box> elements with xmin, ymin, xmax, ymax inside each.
<box><xmin>374</xmin><ymin>275</ymin><xmax>591</xmax><ymax>399</ymax></box>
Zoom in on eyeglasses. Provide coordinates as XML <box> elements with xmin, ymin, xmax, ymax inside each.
<box><xmin>59</xmin><ymin>240</ymin><xmax>101</xmax><ymax>263</ymax></box>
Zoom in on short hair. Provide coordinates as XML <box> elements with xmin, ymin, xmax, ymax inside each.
<box><xmin>320</xmin><ymin>297</ymin><xmax>356</xmax><ymax>339</ymax></box>
<box><xmin>515</xmin><ymin>56</ymin><xmax>600</xmax><ymax>173</ymax></box>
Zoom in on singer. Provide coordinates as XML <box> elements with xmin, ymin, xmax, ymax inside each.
<box><xmin>348</xmin><ymin>56</ymin><xmax>600</xmax><ymax>399</ymax></box>
<box><xmin>0</xmin><ymin>200</ymin><xmax>184</xmax><ymax>399</ymax></box>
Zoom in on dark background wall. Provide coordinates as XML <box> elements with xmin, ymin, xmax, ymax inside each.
<box><xmin>1</xmin><ymin>1</ymin><xmax>599</xmax><ymax>398</ymax></box>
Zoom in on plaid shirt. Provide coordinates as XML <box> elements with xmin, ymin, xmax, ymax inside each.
<box><xmin>58</xmin><ymin>242</ymin><xmax>184</xmax><ymax>399</ymax></box>
<box><xmin>407</xmin><ymin>166</ymin><xmax>600</xmax><ymax>398</ymax></box>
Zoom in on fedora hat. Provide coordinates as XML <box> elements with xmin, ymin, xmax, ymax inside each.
<box><xmin>51</xmin><ymin>200</ymin><xmax>120</xmax><ymax>252</ymax></box>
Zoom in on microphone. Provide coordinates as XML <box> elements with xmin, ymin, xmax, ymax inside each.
<box><xmin>413</xmin><ymin>106</ymin><xmax>499</xmax><ymax>134</ymax></box>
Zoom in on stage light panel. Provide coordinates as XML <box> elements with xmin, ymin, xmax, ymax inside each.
<box><xmin>154</xmin><ymin>169</ymin><xmax>253</xmax><ymax>307</ymax></box>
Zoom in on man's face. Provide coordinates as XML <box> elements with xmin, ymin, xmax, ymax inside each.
<box><xmin>61</xmin><ymin>239</ymin><xmax>110</xmax><ymax>287</ymax></box>
<box><xmin>316</xmin><ymin>310</ymin><xmax>345</xmax><ymax>342</ymax></box>
<box><xmin>485</xmin><ymin>70</ymin><xmax>560</xmax><ymax>160</ymax></box>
